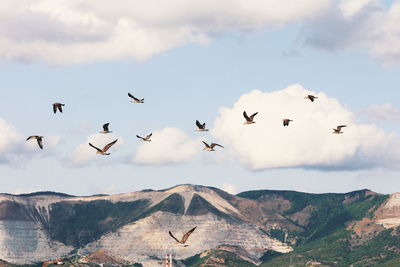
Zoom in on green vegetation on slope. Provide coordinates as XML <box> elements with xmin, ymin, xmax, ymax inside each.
<box><xmin>49</xmin><ymin>199</ymin><xmax>150</xmax><ymax>247</ymax></box>
<box><xmin>183</xmin><ymin>249</ymin><xmax>257</xmax><ymax>267</ymax></box>
<box><xmin>259</xmin><ymin>193</ymin><xmax>396</xmax><ymax>267</ymax></box>
<box><xmin>49</xmin><ymin>193</ymin><xmax>186</xmax><ymax>247</ymax></box>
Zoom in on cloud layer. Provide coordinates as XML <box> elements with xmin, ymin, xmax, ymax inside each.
<box><xmin>133</xmin><ymin>127</ymin><xmax>199</xmax><ymax>165</ymax></box>
<box><xmin>362</xmin><ymin>103</ymin><xmax>400</xmax><ymax>121</ymax></box>
<box><xmin>212</xmin><ymin>84</ymin><xmax>400</xmax><ymax>170</ymax></box>
<box><xmin>0</xmin><ymin>0</ymin><xmax>330</xmax><ymax>64</ymax></box>
<box><xmin>0</xmin><ymin>118</ymin><xmax>61</xmax><ymax>165</ymax></box>
<box><xmin>301</xmin><ymin>0</ymin><xmax>400</xmax><ymax>64</ymax></box>
<box><xmin>69</xmin><ymin>133</ymin><xmax>123</xmax><ymax>167</ymax></box>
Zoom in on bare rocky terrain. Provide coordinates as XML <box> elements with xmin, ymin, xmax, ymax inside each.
<box><xmin>0</xmin><ymin>185</ymin><xmax>398</xmax><ymax>266</ymax></box>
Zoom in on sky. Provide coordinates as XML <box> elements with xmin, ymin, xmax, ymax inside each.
<box><xmin>1</xmin><ymin>0</ymin><xmax>400</xmax><ymax>196</ymax></box>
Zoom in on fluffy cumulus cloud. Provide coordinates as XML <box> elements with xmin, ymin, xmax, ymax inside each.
<box><xmin>69</xmin><ymin>133</ymin><xmax>123</xmax><ymax>167</ymax></box>
<box><xmin>301</xmin><ymin>0</ymin><xmax>400</xmax><ymax>64</ymax></box>
<box><xmin>362</xmin><ymin>103</ymin><xmax>400</xmax><ymax>121</ymax></box>
<box><xmin>0</xmin><ymin>0</ymin><xmax>331</xmax><ymax>64</ymax></box>
<box><xmin>0</xmin><ymin>119</ymin><xmax>24</xmax><ymax>154</ymax></box>
<box><xmin>212</xmin><ymin>84</ymin><xmax>400</xmax><ymax>171</ymax></box>
<box><xmin>0</xmin><ymin>118</ymin><xmax>61</xmax><ymax>165</ymax></box>
<box><xmin>133</xmin><ymin>127</ymin><xmax>199</xmax><ymax>165</ymax></box>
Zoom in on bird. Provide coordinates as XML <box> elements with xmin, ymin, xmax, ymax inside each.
<box><xmin>136</xmin><ymin>133</ymin><xmax>152</xmax><ymax>142</ymax></box>
<box><xmin>195</xmin><ymin>120</ymin><xmax>209</xmax><ymax>131</ymax></box>
<box><xmin>128</xmin><ymin>93</ymin><xmax>144</xmax><ymax>103</ymax></box>
<box><xmin>333</xmin><ymin>125</ymin><xmax>347</xmax><ymax>134</ymax></box>
<box><xmin>26</xmin><ymin>136</ymin><xmax>44</xmax><ymax>149</ymax></box>
<box><xmin>168</xmin><ymin>227</ymin><xmax>197</xmax><ymax>247</ymax></box>
<box><xmin>282</xmin><ymin>119</ymin><xmax>293</xmax><ymax>126</ymax></box>
<box><xmin>304</xmin><ymin>95</ymin><xmax>318</xmax><ymax>102</ymax></box>
<box><xmin>202</xmin><ymin>141</ymin><xmax>224</xmax><ymax>151</ymax></box>
<box><xmin>100</xmin><ymin>123</ymin><xmax>112</xmax><ymax>134</ymax></box>
<box><xmin>52</xmin><ymin>103</ymin><xmax>65</xmax><ymax>114</ymax></box>
<box><xmin>89</xmin><ymin>139</ymin><xmax>118</xmax><ymax>155</ymax></box>
<box><xmin>243</xmin><ymin>111</ymin><xmax>258</xmax><ymax>124</ymax></box>
<box><xmin>42</xmin><ymin>258</ymin><xmax>76</xmax><ymax>267</ymax></box>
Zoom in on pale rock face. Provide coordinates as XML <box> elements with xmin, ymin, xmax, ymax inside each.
<box><xmin>79</xmin><ymin>211</ymin><xmax>292</xmax><ymax>263</ymax></box>
<box><xmin>165</xmin><ymin>184</ymin><xmax>240</xmax><ymax>214</ymax></box>
<box><xmin>375</xmin><ymin>193</ymin><xmax>400</xmax><ymax>228</ymax></box>
<box><xmin>0</xmin><ymin>185</ymin><xmax>293</xmax><ymax>264</ymax></box>
<box><xmin>0</xmin><ymin>221</ymin><xmax>73</xmax><ymax>264</ymax></box>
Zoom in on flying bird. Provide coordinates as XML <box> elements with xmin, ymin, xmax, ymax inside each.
<box><xmin>195</xmin><ymin>120</ymin><xmax>209</xmax><ymax>131</ymax></box>
<box><xmin>136</xmin><ymin>133</ymin><xmax>152</xmax><ymax>142</ymax></box>
<box><xmin>52</xmin><ymin>103</ymin><xmax>65</xmax><ymax>114</ymax></box>
<box><xmin>282</xmin><ymin>119</ymin><xmax>293</xmax><ymax>126</ymax></box>
<box><xmin>202</xmin><ymin>141</ymin><xmax>224</xmax><ymax>151</ymax></box>
<box><xmin>304</xmin><ymin>95</ymin><xmax>318</xmax><ymax>102</ymax></box>
<box><xmin>243</xmin><ymin>111</ymin><xmax>258</xmax><ymax>124</ymax></box>
<box><xmin>42</xmin><ymin>258</ymin><xmax>76</xmax><ymax>267</ymax></box>
<box><xmin>89</xmin><ymin>139</ymin><xmax>118</xmax><ymax>155</ymax></box>
<box><xmin>168</xmin><ymin>227</ymin><xmax>197</xmax><ymax>247</ymax></box>
<box><xmin>333</xmin><ymin>125</ymin><xmax>347</xmax><ymax>134</ymax></box>
<box><xmin>100</xmin><ymin>123</ymin><xmax>112</xmax><ymax>134</ymax></box>
<box><xmin>26</xmin><ymin>136</ymin><xmax>44</xmax><ymax>149</ymax></box>
<box><xmin>128</xmin><ymin>93</ymin><xmax>144</xmax><ymax>103</ymax></box>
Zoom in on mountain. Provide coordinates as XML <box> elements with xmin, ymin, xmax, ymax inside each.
<box><xmin>0</xmin><ymin>185</ymin><xmax>399</xmax><ymax>266</ymax></box>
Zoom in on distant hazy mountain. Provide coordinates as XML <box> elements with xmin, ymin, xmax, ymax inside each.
<box><xmin>0</xmin><ymin>184</ymin><xmax>399</xmax><ymax>266</ymax></box>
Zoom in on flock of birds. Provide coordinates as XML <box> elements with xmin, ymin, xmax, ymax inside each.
<box><xmin>26</xmin><ymin>93</ymin><xmax>347</xmax><ymax>155</ymax></box>
<box><xmin>33</xmin><ymin>92</ymin><xmax>347</xmax><ymax>266</ymax></box>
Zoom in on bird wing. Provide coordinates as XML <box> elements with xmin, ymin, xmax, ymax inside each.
<box><xmin>145</xmin><ymin>133</ymin><xmax>152</xmax><ymax>140</ymax></box>
<box><xmin>102</xmin><ymin>139</ymin><xmax>118</xmax><ymax>152</ymax></box>
<box><xmin>249</xmin><ymin>112</ymin><xmax>258</xmax><ymax>120</ymax></box>
<box><xmin>37</xmin><ymin>138</ymin><xmax>43</xmax><ymax>149</ymax></box>
<box><xmin>57</xmin><ymin>104</ymin><xmax>63</xmax><ymax>113</ymax></box>
<box><xmin>53</xmin><ymin>104</ymin><xmax>57</xmax><ymax>114</ymax></box>
<box><xmin>169</xmin><ymin>231</ymin><xmax>180</xmax><ymax>243</ymax></box>
<box><xmin>181</xmin><ymin>227</ymin><xmax>197</xmax><ymax>243</ymax></box>
<box><xmin>136</xmin><ymin>135</ymin><xmax>143</xmax><ymax>139</ymax></box>
<box><xmin>243</xmin><ymin>111</ymin><xmax>250</xmax><ymax>121</ymax></box>
<box><xmin>202</xmin><ymin>141</ymin><xmax>210</xmax><ymax>148</ymax></box>
<box><xmin>308</xmin><ymin>95</ymin><xmax>315</xmax><ymax>102</ymax></box>
<box><xmin>103</xmin><ymin>123</ymin><xmax>109</xmax><ymax>131</ymax></box>
<box><xmin>128</xmin><ymin>93</ymin><xmax>140</xmax><ymax>101</ymax></box>
<box><xmin>337</xmin><ymin>125</ymin><xmax>346</xmax><ymax>130</ymax></box>
<box><xmin>196</xmin><ymin>120</ymin><xmax>203</xmax><ymax>129</ymax></box>
<box><xmin>26</xmin><ymin>136</ymin><xmax>37</xmax><ymax>141</ymax></box>
<box><xmin>210</xmin><ymin>143</ymin><xmax>224</xmax><ymax>149</ymax></box>
<box><xmin>89</xmin><ymin>143</ymin><xmax>102</xmax><ymax>152</ymax></box>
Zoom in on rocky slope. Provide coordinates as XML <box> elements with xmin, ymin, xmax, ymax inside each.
<box><xmin>0</xmin><ymin>185</ymin><xmax>399</xmax><ymax>266</ymax></box>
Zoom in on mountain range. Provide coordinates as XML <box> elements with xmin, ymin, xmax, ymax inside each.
<box><xmin>0</xmin><ymin>184</ymin><xmax>399</xmax><ymax>266</ymax></box>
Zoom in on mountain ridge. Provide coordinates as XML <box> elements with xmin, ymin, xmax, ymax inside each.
<box><xmin>0</xmin><ymin>184</ymin><xmax>398</xmax><ymax>266</ymax></box>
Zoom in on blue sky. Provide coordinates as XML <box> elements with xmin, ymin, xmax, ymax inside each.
<box><xmin>1</xmin><ymin>0</ymin><xmax>400</xmax><ymax>195</ymax></box>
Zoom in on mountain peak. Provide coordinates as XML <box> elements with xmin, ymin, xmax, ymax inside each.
<box><xmin>163</xmin><ymin>184</ymin><xmax>240</xmax><ymax>215</ymax></box>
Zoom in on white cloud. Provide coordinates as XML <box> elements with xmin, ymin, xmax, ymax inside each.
<box><xmin>0</xmin><ymin>119</ymin><xmax>24</xmax><ymax>156</ymax></box>
<box><xmin>362</xmin><ymin>103</ymin><xmax>400</xmax><ymax>121</ymax></box>
<box><xmin>212</xmin><ymin>84</ymin><xmax>400</xmax><ymax>171</ymax></box>
<box><xmin>69</xmin><ymin>133</ymin><xmax>123</xmax><ymax>167</ymax></box>
<box><xmin>339</xmin><ymin>0</ymin><xmax>379</xmax><ymax>17</ymax></box>
<box><xmin>301</xmin><ymin>0</ymin><xmax>400</xmax><ymax>64</ymax></box>
<box><xmin>0</xmin><ymin>118</ymin><xmax>61</xmax><ymax>165</ymax></box>
<box><xmin>133</xmin><ymin>127</ymin><xmax>199</xmax><ymax>165</ymax></box>
<box><xmin>0</xmin><ymin>0</ymin><xmax>331</xmax><ymax>64</ymax></box>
